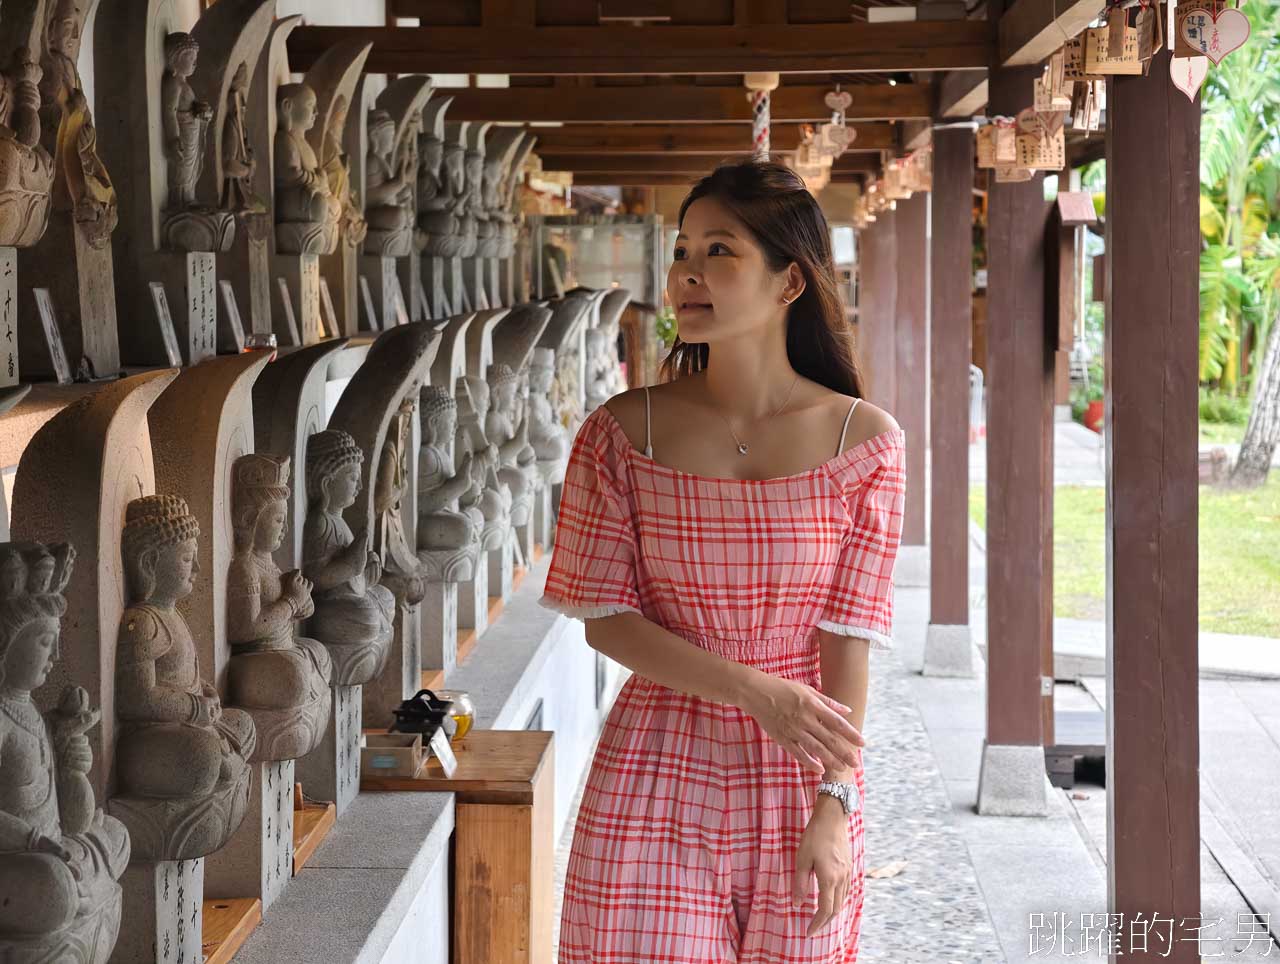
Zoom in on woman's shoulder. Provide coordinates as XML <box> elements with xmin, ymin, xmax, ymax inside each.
<box><xmin>836</xmin><ymin>396</ymin><xmax>902</xmax><ymax>459</ymax></box>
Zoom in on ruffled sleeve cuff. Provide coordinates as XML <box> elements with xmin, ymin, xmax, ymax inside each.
<box><xmin>538</xmin><ymin>593</ymin><xmax>643</xmax><ymax>621</ymax></box>
<box><xmin>816</xmin><ymin>620</ymin><xmax>894</xmax><ymax>651</ymax></box>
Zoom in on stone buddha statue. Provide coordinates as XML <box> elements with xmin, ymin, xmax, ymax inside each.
<box><xmin>584</xmin><ymin>328</ymin><xmax>615</xmax><ymax>413</ymax></box>
<box><xmin>486</xmin><ymin>362</ymin><xmax>538</xmax><ymax>527</ymax></box>
<box><xmin>226</xmin><ymin>454</ymin><xmax>332</xmax><ymax>762</ymax></box>
<box><xmin>0</xmin><ymin>542</ymin><xmax>130</xmax><ymax>962</ymax></box>
<box><xmin>527</xmin><ymin>348</ymin><xmax>570</xmax><ymax>480</ymax></box>
<box><xmin>475</xmin><ymin>152</ymin><xmax>509</xmax><ymax>260</ymax></box>
<box><xmin>374</xmin><ymin>396</ymin><xmax>427</xmax><ymax>608</ymax></box>
<box><xmin>160</xmin><ymin>33</ymin><xmax>212</xmax><ymax>213</ymax></box>
<box><xmin>302</xmin><ymin>430</ymin><xmax>395</xmax><ymax>685</ymax></box>
<box><xmin>417</xmin><ymin>385</ymin><xmax>484</xmax><ymax>581</ymax></box>
<box><xmin>0</xmin><ymin>45</ymin><xmax>53</xmax><ymax>247</ymax></box>
<box><xmin>322</xmin><ymin>95</ymin><xmax>367</xmax><ymax>248</ymax></box>
<box><xmin>111</xmin><ymin>496</ymin><xmax>254</xmax><ymax>860</ymax></box>
<box><xmin>456</xmin><ymin>376</ymin><xmax>512</xmax><ymax>551</ymax></box>
<box><xmin>420</xmin><ymin>136</ymin><xmax>465</xmax><ymax>257</ymax></box>
<box><xmin>220</xmin><ymin>61</ymin><xmax>260</xmax><ymax>214</ymax></box>
<box><xmin>273</xmin><ymin>82</ymin><xmax>341</xmax><ymax>256</ymax></box>
<box><xmin>363</xmin><ymin>108</ymin><xmax>414</xmax><ymax>257</ymax></box>
<box><xmin>457</xmin><ymin>146</ymin><xmax>483</xmax><ymax>258</ymax></box>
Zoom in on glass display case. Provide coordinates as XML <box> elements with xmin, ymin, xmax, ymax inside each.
<box><xmin>529</xmin><ymin>214</ymin><xmax>666</xmax><ymax>307</ymax></box>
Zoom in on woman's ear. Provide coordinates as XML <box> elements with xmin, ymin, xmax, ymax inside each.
<box><xmin>783</xmin><ymin>263</ymin><xmax>806</xmax><ymax>303</ymax></box>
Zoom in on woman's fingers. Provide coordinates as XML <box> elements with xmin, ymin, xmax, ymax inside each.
<box><xmin>792</xmin><ymin>851</ymin><xmax>813</xmax><ymax>908</ymax></box>
<box><xmin>814</xmin><ymin>697</ymin><xmax>866</xmax><ymax>747</ymax></box>
<box><xmin>807</xmin><ymin>717</ymin><xmax>860</xmax><ymax>771</ymax></box>
<box><xmin>808</xmin><ymin>875</ymin><xmax>836</xmax><ymax>936</ymax></box>
<box><xmin>796</xmin><ymin>733</ymin><xmax>840</xmax><ymax>774</ymax></box>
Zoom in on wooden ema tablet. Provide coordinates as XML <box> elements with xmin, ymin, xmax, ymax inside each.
<box><xmin>201</xmin><ymin>897</ymin><xmax>261</xmax><ymax>964</ymax></box>
<box><xmin>291</xmin><ymin>782</ymin><xmax>337</xmax><ymax>875</ymax></box>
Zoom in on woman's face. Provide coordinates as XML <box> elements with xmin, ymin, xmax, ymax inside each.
<box><xmin>667</xmin><ymin>196</ymin><xmax>789</xmax><ymax>344</ymax></box>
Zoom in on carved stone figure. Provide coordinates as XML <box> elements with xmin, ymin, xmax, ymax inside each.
<box><xmin>375</xmin><ymin>396</ymin><xmax>427</xmax><ymax>608</ymax></box>
<box><xmin>528</xmin><ymin>347</ymin><xmax>570</xmax><ymax>483</ymax></box>
<box><xmin>456</xmin><ymin>376</ymin><xmax>512</xmax><ymax>551</ymax></box>
<box><xmin>40</xmin><ymin>0</ymin><xmax>117</xmax><ymax>249</ymax></box>
<box><xmin>322</xmin><ymin>94</ymin><xmax>366</xmax><ymax>247</ymax></box>
<box><xmin>273</xmin><ymin>82</ymin><xmax>341</xmax><ymax>256</ymax></box>
<box><xmin>457</xmin><ymin>141</ymin><xmax>483</xmax><ymax>259</ymax></box>
<box><xmin>415</xmin><ymin>106</ymin><xmax>446</xmax><ymax>250</ymax></box>
<box><xmin>486</xmin><ymin>362</ymin><xmax>538</xmax><ymax>527</ymax></box>
<box><xmin>161</xmin><ymin>33</ymin><xmax>212</xmax><ymax>212</ymax></box>
<box><xmin>303</xmin><ymin>430</ymin><xmax>395</xmax><ymax>685</ymax></box>
<box><xmin>0</xmin><ymin>542</ymin><xmax>130</xmax><ymax>963</ymax></box>
<box><xmin>422</xmin><ymin>128</ymin><xmax>466</xmax><ymax>258</ymax></box>
<box><xmin>110</xmin><ymin>496</ymin><xmax>255</xmax><ymax>861</ymax></box>
<box><xmin>219</xmin><ymin>61</ymin><xmax>261</xmax><ymax>214</ymax></box>
<box><xmin>417</xmin><ymin>385</ymin><xmax>484</xmax><ymax>583</ymax></box>
<box><xmin>0</xmin><ymin>46</ymin><xmax>53</xmax><ymax>247</ymax></box>
<box><xmin>226</xmin><ymin>454</ymin><xmax>333</xmax><ymax>762</ymax></box>
<box><xmin>585</xmin><ymin>327</ymin><xmax>615</xmax><ymax>413</ymax></box>
<box><xmin>363</xmin><ymin>108</ymin><xmax>413</xmax><ymax>257</ymax></box>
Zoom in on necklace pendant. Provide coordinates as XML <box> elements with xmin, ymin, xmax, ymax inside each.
<box><xmin>737</xmin><ymin>442</ymin><xmax>749</xmax><ymax>456</ymax></box>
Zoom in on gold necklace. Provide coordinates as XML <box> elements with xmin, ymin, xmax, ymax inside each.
<box><xmin>714</xmin><ymin>375</ymin><xmax>801</xmax><ymax>456</ymax></box>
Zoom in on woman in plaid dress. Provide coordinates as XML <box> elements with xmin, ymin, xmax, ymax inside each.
<box><xmin>539</xmin><ymin>160</ymin><xmax>906</xmax><ymax>963</ymax></box>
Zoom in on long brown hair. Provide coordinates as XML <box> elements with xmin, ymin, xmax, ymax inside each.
<box><xmin>659</xmin><ymin>159</ymin><xmax>865</xmax><ymax>399</ymax></box>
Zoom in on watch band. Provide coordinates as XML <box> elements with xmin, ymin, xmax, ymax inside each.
<box><xmin>817</xmin><ymin>780</ymin><xmax>859</xmax><ymax>815</ymax></box>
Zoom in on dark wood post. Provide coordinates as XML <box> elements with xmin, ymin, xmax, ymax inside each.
<box><xmin>978</xmin><ymin>59</ymin><xmax>1053</xmax><ymax>814</ymax></box>
<box><xmin>924</xmin><ymin>125</ymin><xmax>975</xmax><ymax>676</ymax></box>
<box><xmin>857</xmin><ymin>213</ymin><xmax>897</xmax><ymax>411</ymax></box>
<box><xmin>894</xmin><ymin>192</ymin><xmax>929</xmax><ymax>547</ymax></box>
<box><xmin>1104</xmin><ymin>51</ymin><xmax>1201</xmax><ymax>958</ymax></box>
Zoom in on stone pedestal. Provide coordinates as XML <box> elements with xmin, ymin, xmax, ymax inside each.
<box><xmin>462</xmin><ymin>258</ymin><xmax>488</xmax><ymax>311</ymax></box>
<box><xmin>277</xmin><ymin>254</ymin><xmax>322</xmax><ymax>345</ymax></box>
<box><xmin>362</xmin><ymin>601</ymin><xmax>422</xmax><ymax>731</ymax></box>
<box><xmin>0</xmin><ymin>247</ymin><xmax>16</xmax><ymax>387</ymax></box>
<box><xmin>160</xmin><ymin>253</ymin><xmax>219</xmax><ymax>366</ymax></box>
<box><xmin>321</xmin><ymin>243</ymin><xmax>361</xmax><ymax>336</ymax></box>
<box><xmin>486</xmin><ymin>258</ymin><xmax>502</xmax><ymax>308</ymax></box>
<box><xmin>296</xmin><ymin>684</ymin><xmax>361</xmax><ymax>817</ymax></box>
<box><xmin>444</xmin><ymin>257</ymin><xmax>465</xmax><ymax>314</ymax></box>
<box><xmin>922</xmin><ymin>623</ymin><xmax>976</xmax><ymax>678</ymax></box>
<box><xmin>535</xmin><ymin>484</ymin><xmax>556</xmax><ymax>551</ymax></box>
<box><xmin>114</xmin><ymin>859</ymin><xmax>204</xmax><ymax>964</ymax></box>
<box><xmin>19</xmin><ymin>213</ymin><xmax>120</xmax><ymax>378</ymax></box>
<box><xmin>397</xmin><ymin>252</ymin><xmax>425</xmax><ymax>321</ymax></box>
<box><xmin>361</xmin><ymin>255</ymin><xmax>406</xmax><ymax>330</ymax></box>
<box><xmin>421</xmin><ymin>581</ymin><xmax>459</xmax><ymax>678</ymax></box>
<box><xmin>498</xmin><ymin>256</ymin><xmax>516</xmax><ymax>310</ymax></box>
<box><xmin>458</xmin><ymin>555</ymin><xmax>489</xmax><ymax>635</ymax></box>
<box><xmin>426</xmin><ymin>257</ymin><xmax>450</xmax><ymax>318</ymax></box>
<box><xmin>488</xmin><ymin>531</ymin><xmax>514</xmax><ymax>603</ymax></box>
<box><xmin>205</xmin><ymin>761</ymin><xmax>295</xmax><ymax>913</ymax></box>
<box><xmin>222</xmin><ymin>222</ymin><xmax>272</xmax><ymax>336</ymax></box>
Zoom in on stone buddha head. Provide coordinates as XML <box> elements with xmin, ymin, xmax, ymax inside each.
<box><xmin>0</xmin><ymin>542</ymin><xmax>74</xmax><ymax>696</ymax></box>
<box><xmin>164</xmin><ymin>31</ymin><xmax>199</xmax><ymax>80</ymax></box>
<box><xmin>278</xmin><ymin>83</ymin><xmax>318</xmax><ymax>136</ymax></box>
<box><xmin>530</xmin><ymin>348</ymin><xmax>555</xmax><ymax>395</ymax></box>
<box><xmin>122</xmin><ymin>495</ymin><xmax>201</xmax><ymax>608</ymax></box>
<box><xmin>420</xmin><ymin>385</ymin><xmax>457</xmax><ymax>446</ymax></box>
<box><xmin>368</xmin><ymin>109</ymin><xmax>395</xmax><ymax>161</ymax></box>
<box><xmin>442</xmin><ymin>142</ymin><xmax>465</xmax><ymax>197</ymax></box>
<box><xmin>232</xmin><ymin>454</ymin><xmax>292</xmax><ymax>554</ymax></box>
<box><xmin>306</xmin><ymin>430</ymin><xmax>364</xmax><ymax>515</ymax></box>
<box><xmin>487</xmin><ymin>362</ymin><xmax>519</xmax><ymax>414</ymax></box>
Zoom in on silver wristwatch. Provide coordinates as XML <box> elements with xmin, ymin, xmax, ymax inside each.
<box><xmin>817</xmin><ymin>780</ymin><xmax>860</xmax><ymax>816</ymax></box>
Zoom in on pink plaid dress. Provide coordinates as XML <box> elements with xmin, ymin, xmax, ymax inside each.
<box><xmin>539</xmin><ymin>388</ymin><xmax>906</xmax><ymax>963</ymax></box>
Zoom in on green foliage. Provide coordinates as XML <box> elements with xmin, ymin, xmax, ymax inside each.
<box><xmin>655</xmin><ymin>305</ymin><xmax>677</xmax><ymax>349</ymax></box>
<box><xmin>1199</xmin><ymin>387</ymin><xmax>1252</xmax><ymax>425</ymax></box>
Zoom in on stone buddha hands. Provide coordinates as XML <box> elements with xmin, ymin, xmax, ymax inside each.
<box><xmin>302</xmin><ymin>430</ymin><xmax>395</xmax><ymax>686</ymax></box>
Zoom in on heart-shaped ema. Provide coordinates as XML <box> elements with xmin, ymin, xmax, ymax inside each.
<box><xmin>1015</xmin><ymin>107</ymin><xmax>1045</xmax><ymax>136</ymax></box>
<box><xmin>1179</xmin><ymin>7</ymin><xmax>1250</xmax><ymax>65</ymax></box>
<box><xmin>822</xmin><ymin>123</ymin><xmax>854</xmax><ymax>151</ymax></box>
<box><xmin>824</xmin><ymin>90</ymin><xmax>853</xmax><ymax>112</ymax></box>
<box><xmin>1169</xmin><ymin>54</ymin><xmax>1209</xmax><ymax>100</ymax></box>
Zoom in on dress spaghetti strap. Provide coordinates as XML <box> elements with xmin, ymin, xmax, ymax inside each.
<box><xmin>836</xmin><ymin>397</ymin><xmax>861</xmax><ymax>456</ymax></box>
<box><xmin>643</xmin><ymin>385</ymin><xmax>654</xmax><ymax>457</ymax></box>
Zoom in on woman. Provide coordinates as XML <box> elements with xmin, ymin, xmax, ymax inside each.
<box><xmin>539</xmin><ymin>159</ymin><xmax>906</xmax><ymax>962</ymax></box>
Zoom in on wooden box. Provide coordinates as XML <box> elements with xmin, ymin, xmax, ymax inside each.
<box><xmin>361</xmin><ymin>732</ymin><xmax>425</xmax><ymax>778</ymax></box>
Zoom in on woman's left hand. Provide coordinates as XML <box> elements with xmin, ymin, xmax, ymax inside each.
<box><xmin>792</xmin><ymin>796</ymin><xmax>854</xmax><ymax>937</ymax></box>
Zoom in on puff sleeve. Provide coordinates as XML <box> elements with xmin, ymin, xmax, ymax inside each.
<box><xmin>537</xmin><ymin>408</ymin><xmax>643</xmax><ymax>620</ymax></box>
<box><xmin>817</xmin><ymin>436</ymin><xmax>906</xmax><ymax>650</ymax></box>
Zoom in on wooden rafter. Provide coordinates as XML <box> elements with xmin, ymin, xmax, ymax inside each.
<box><xmin>937</xmin><ymin>69</ymin><xmax>988</xmax><ymax>117</ymax></box>
<box><xmin>567</xmin><ymin>170</ymin><xmax>872</xmax><ymax>186</ymax></box>
<box><xmin>999</xmin><ymin>0</ymin><xmax>1104</xmax><ymax>66</ymax></box>
<box><xmin>536</xmin><ymin>152</ymin><xmax>880</xmax><ymax>173</ymax></box>
<box><xmin>523</xmin><ymin>122</ymin><xmax>896</xmax><ymax>154</ymax></box>
<box><xmin>288</xmin><ymin>22</ymin><xmax>992</xmax><ymax>75</ymax></box>
<box><xmin>418</xmin><ymin>83</ymin><xmax>934</xmax><ymax>124</ymax></box>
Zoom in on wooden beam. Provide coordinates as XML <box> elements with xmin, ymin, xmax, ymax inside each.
<box><xmin>525</xmin><ymin>122</ymin><xmax>896</xmax><ymax>153</ymax></box>
<box><xmin>999</xmin><ymin>0</ymin><xmax>1104</xmax><ymax>66</ymax></box>
<box><xmin>937</xmin><ymin>69</ymin><xmax>988</xmax><ymax>117</ymax></box>
<box><xmin>481</xmin><ymin>0</ymin><xmax>535</xmax><ymax>27</ymax></box>
<box><xmin>568</xmin><ymin>169</ymin><xmax>872</xmax><ymax>186</ymax></box>
<box><xmin>437</xmin><ymin>83</ymin><xmax>934</xmax><ymax>124</ymax></box>
<box><xmin>900</xmin><ymin>119</ymin><xmax>932</xmax><ymax>152</ymax></box>
<box><xmin>538</xmin><ymin>152</ymin><xmax>880</xmax><ymax>173</ymax></box>
<box><xmin>734</xmin><ymin>0</ymin><xmax>788</xmax><ymax>23</ymax></box>
<box><xmin>288</xmin><ymin>22</ymin><xmax>993</xmax><ymax>75</ymax></box>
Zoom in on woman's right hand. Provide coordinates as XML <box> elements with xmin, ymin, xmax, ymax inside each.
<box><xmin>743</xmin><ymin>675</ymin><xmax>865</xmax><ymax>775</ymax></box>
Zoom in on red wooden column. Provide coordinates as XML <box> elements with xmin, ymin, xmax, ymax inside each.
<box><xmin>977</xmin><ymin>59</ymin><xmax>1053</xmax><ymax>815</ymax></box>
<box><xmin>1105</xmin><ymin>50</ymin><xmax>1200</xmax><ymax>959</ymax></box>
<box><xmin>924</xmin><ymin>124</ymin><xmax>975</xmax><ymax>677</ymax></box>
<box><xmin>893</xmin><ymin>192</ymin><xmax>929</xmax><ymax>548</ymax></box>
<box><xmin>856</xmin><ymin>212</ymin><xmax>897</xmax><ymax>410</ymax></box>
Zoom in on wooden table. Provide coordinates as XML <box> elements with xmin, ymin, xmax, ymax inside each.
<box><xmin>362</xmin><ymin>728</ymin><xmax>556</xmax><ymax>964</ymax></box>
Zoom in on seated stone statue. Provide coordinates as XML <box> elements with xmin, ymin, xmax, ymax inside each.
<box><xmin>273</xmin><ymin>82</ymin><xmax>341</xmax><ymax>255</ymax></box>
<box><xmin>322</xmin><ymin>95</ymin><xmax>366</xmax><ymax>247</ymax></box>
<box><xmin>219</xmin><ymin>61</ymin><xmax>261</xmax><ymax>213</ymax></box>
<box><xmin>417</xmin><ymin>386</ymin><xmax>484</xmax><ymax>582</ymax></box>
<box><xmin>0</xmin><ymin>542</ymin><xmax>130</xmax><ymax>962</ymax></box>
<box><xmin>303</xmin><ymin>430</ymin><xmax>395</xmax><ymax>685</ymax></box>
<box><xmin>226</xmin><ymin>454</ymin><xmax>333</xmax><ymax>762</ymax></box>
<box><xmin>527</xmin><ymin>348</ymin><xmax>570</xmax><ymax>479</ymax></box>
<box><xmin>456</xmin><ymin>376</ymin><xmax>512</xmax><ymax>551</ymax></box>
<box><xmin>486</xmin><ymin>362</ymin><xmax>538</xmax><ymax>527</ymax></box>
<box><xmin>111</xmin><ymin>496</ymin><xmax>255</xmax><ymax>861</ymax></box>
<box><xmin>364</xmin><ymin>108</ymin><xmax>414</xmax><ymax>257</ymax></box>
<box><xmin>0</xmin><ymin>46</ymin><xmax>53</xmax><ymax>247</ymax></box>
<box><xmin>420</xmin><ymin>138</ymin><xmax>465</xmax><ymax>257</ymax></box>
<box><xmin>374</xmin><ymin>396</ymin><xmax>427</xmax><ymax>607</ymax></box>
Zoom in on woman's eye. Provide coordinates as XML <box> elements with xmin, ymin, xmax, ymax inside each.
<box><xmin>708</xmin><ymin>242</ymin><xmax>730</xmax><ymax>255</ymax></box>
<box><xmin>673</xmin><ymin>246</ymin><xmax>686</xmax><ymax>259</ymax></box>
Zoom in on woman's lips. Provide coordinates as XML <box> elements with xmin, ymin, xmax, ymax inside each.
<box><xmin>679</xmin><ymin>302</ymin><xmax>712</xmax><ymax>310</ymax></box>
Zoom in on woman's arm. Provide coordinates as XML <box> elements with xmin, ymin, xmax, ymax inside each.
<box><xmin>815</xmin><ymin>629</ymin><xmax>871</xmax><ymax>787</ymax></box>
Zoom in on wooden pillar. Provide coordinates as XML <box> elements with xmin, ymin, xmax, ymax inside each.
<box><xmin>1105</xmin><ymin>50</ymin><xmax>1200</xmax><ymax>958</ymax></box>
<box><xmin>893</xmin><ymin>193</ymin><xmax>929</xmax><ymax>547</ymax></box>
<box><xmin>924</xmin><ymin>125</ymin><xmax>975</xmax><ymax>677</ymax></box>
<box><xmin>976</xmin><ymin>59</ymin><xmax>1053</xmax><ymax>815</ymax></box>
<box><xmin>857</xmin><ymin>213</ymin><xmax>897</xmax><ymax>410</ymax></box>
